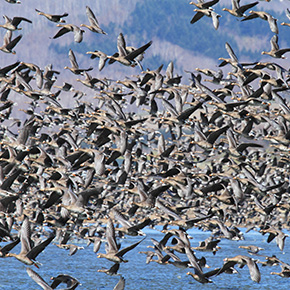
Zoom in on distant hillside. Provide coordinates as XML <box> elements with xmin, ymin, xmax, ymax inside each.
<box><xmin>1</xmin><ymin>0</ymin><xmax>290</xmax><ymax>83</ymax></box>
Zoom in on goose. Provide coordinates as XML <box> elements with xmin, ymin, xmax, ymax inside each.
<box><xmin>217</xmin><ymin>255</ymin><xmax>261</xmax><ymax>283</ymax></box>
<box><xmin>190</xmin><ymin>8</ymin><xmax>221</xmax><ymax>30</ymax></box>
<box><xmin>35</xmin><ymin>9</ymin><xmax>68</xmax><ymax>23</ymax></box>
<box><xmin>81</xmin><ymin>6</ymin><xmax>107</xmax><ymax>34</ymax></box>
<box><xmin>27</xmin><ymin>268</ymin><xmax>80</xmax><ymax>290</ymax></box>
<box><xmin>239</xmin><ymin>245</ymin><xmax>264</xmax><ymax>254</ymax></box>
<box><xmin>185</xmin><ymin>244</ymin><xmax>218</xmax><ymax>283</ymax></box>
<box><xmin>97</xmin><ymin>262</ymin><xmax>120</xmax><ymax>275</ymax></box>
<box><xmin>259</xmin><ymin>226</ymin><xmax>288</xmax><ymax>251</ymax></box>
<box><xmin>0</xmin><ymin>30</ymin><xmax>22</xmax><ymax>54</ymax></box>
<box><xmin>64</xmin><ymin>49</ymin><xmax>93</xmax><ymax>75</ymax></box>
<box><xmin>4</xmin><ymin>0</ymin><xmax>21</xmax><ymax>3</ymax></box>
<box><xmin>6</xmin><ymin>215</ymin><xmax>54</xmax><ymax>267</ymax></box>
<box><xmin>189</xmin><ymin>0</ymin><xmax>220</xmax><ymax>9</ymax></box>
<box><xmin>50</xmin><ymin>274</ymin><xmax>80</xmax><ymax>289</ymax></box>
<box><xmin>86</xmin><ymin>50</ymin><xmax>108</xmax><ymax>71</ymax></box>
<box><xmin>97</xmin><ymin>217</ymin><xmax>145</xmax><ymax>263</ymax></box>
<box><xmin>262</xmin><ymin>35</ymin><xmax>290</xmax><ymax>58</ymax></box>
<box><xmin>108</xmin><ymin>33</ymin><xmax>152</xmax><ymax>67</ymax></box>
<box><xmin>112</xmin><ymin>208</ymin><xmax>150</xmax><ymax>236</ymax></box>
<box><xmin>52</xmin><ymin>24</ymin><xmax>84</xmax><ymax>43</ymax></box>
<box><xmin>242</xmin><ymin>10</ymin><xmax>279</xmax><ymax>34</ymax></box>
<box><xmin>0</xmin><ymin>15</ymin><xmax>32</xmax><ymax>31</ymax></box>
<box><xmin>26</xmin><ymin>268</ymin><xmax>54</xmax><ymax>290</ymax></box>
<box><xmin>222</xmin><ymin>0</ymin><xmax>258</xmax><ymax>18</ymax></box>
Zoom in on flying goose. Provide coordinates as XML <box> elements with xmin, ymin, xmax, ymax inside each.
<box><xmin>81</xmin><ymin>6</ymin><xmax>107</xmax><ymax>34</ymax></box>
<box><xmin>35</xmin><ymin>9</ymin><xmax>68</xmax><ymax>23</ymax></box>
<box><xmin>52</xmin><ymin>24</ymin><xmax>84</xmax><ymax>43</ymax></box>
<box><xmin>0</xmin><ymin>15</ymin><xmax>32</xmax><ymax>31</ymax></box>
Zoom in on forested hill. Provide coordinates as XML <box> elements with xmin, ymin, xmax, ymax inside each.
<box><xmin>1</xmin><ymin>0</ymin><xmax>290</xmax><ymax>81</ymax></box>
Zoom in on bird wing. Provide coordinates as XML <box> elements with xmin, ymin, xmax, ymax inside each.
<box><xmin>185</xmin><ymin>246</ymin><xmax>203</xmax><ymax>274</ymax></box>
<box><xmin>3</xmin><ymin>15</ymin><xmax>12</xmax><ymax>24</ymax></box>
<box><xmin>116</xmin><ymin>237</ymin><xmax>145</xmax><ymax>257</ymax></box>
<box><xmin>86</xmin><ymin>6</ymin><xmax>100</xmax><ymax>26</ymax></box>
<box><xmin>113</xmin><ymin>276</ymin><xmax>125</xmax><ymax>290</ymax></box>
<box><xmin>12</xmin><ymin>16</ymin><xmax>32</xmax><ymax>26</ymax></box>
<box><xmin>72</xmin><ymin>25</ymin><xmax>83</xmax><ymax>43</ymax></box>
<box><xmin>190</xmin><ymin>11</ymin><xmax>204</xmax><ymax>24</ymax></box>
<box><xmin>53</xmin><ymin>27</ymin><xmax>70</xmax><ymax>39</ymax></box>
<box><xmin>6</xmin><ymin>33</ymin><xmax>22</xmax><ymax>50</ymax></box>
<box><xmin>225</xmin><ymin>42</ymin><xmax>238</xmax><ymax>63</ymax></box>
<box><xmin>246</xmin><ymin>258</ymin><xmax>261</xmax><ymax>283</ymax></box>
<box><xmin>177</xmin><ymin>101</ymin><xmax>203</xmax><ymax>122</ymax></box>
<box><xmin>76</xmin><ymin>187</ymin><xmax>102</xmax><ymax>208</ymax></box>
<box><xmin>125</xmin><ymin>40</ymin><xmax>152</xmax><ymax>61</ymax></box>
<box><xmin>117</xmin><ymin>33</ymin><xmax>127</xmax><ymax>57</ymax></box>
<box><xmin>286</xmin><ymin>8</ymin><xmax>290</xmax><ymax>21</ymax></box>
<box><xmin>236</xmin><ymin>143</ymin><xmax>263</xmax><ymax>153</ymax></box>
<box><xmin>276</xmin><ymin>48</ymin><xmax>290</xmax><ymax>58</ymax></box>
<box><xmin>0</xmin><ymin>237</ymin><xmax>20</xmax><ymax>256</ymax></box>
<box><xmin>241</xmin><ymin>12</ymin><xmax>259</xmax><ymax>21</ymax></box>
<box><xmin>206</xmin><ymin>125</ymin><xmax>229</xmax><ymax>145</ymax></box>
<box><xmin>20</xmin><ymin>215</ymin><xmax>32</xmax><ymax>255</ymax></box>
<box><xmin>26</xmin><ymin>268</ymin><xmax>52</xmax><ymax>290</ymax></box>
<box><xmin>237</xmin><ymin>2</ymin><xmax>258</xmax><ymax>15</ymax></box>
<box><xmin>148</xmin><ymin>184</ymin><xmax>170</xmax><ymax>198</ymax></box>
<box><xmin>211</xmin><ymin>11</ymin><xmax>220</xmax><ymax>30</ymax></box>
<box><xmin>276</xmin><ymin>232</ymin><xmax>288</xmax><ymax>251</ymax></box>
<box><xmin>128</xmin><ymin>218</ymin><xmax>151</xmax><ymax>232</ymax></box>
<box><xmin>50</xmin><ymin>274</ymin><xmax>79</xmax><ymax>289</ymax></box>
<box><xmin>267</xmin><ymin>16</ymin><xmax>278</xmax><ymax>34</ymax></box>
<box><xmin>203</xmin><ymin>0</ymin><xmax>219</xmax><ymax>8</ymax></box>
<box><xmin>270</xmin><ymin>34</ymin><xmax>279</xmax><ymax>51</ymax></box>
<box><xmin>27</xmin><ymin>235</ymin><xmax>54</xmax><ymax>260</ymax></box>
<box><xmin>106</xmin><ymin>218</ymin><xmax>118</xmax><ymax>253</ymax></box>
<box><xmin>68</xmin><ymin>49</ymin><xmax>79</xmax><ymax>69</ymax></box>
<box><xmin>113</xmin><ymin>208</ymin><xmax>132</xmax><ymax>228</ymax></box>
<box><xmin>216</xmin><ymin>260</ymin><xmax>237</xmax><ymax>276</ymax></box>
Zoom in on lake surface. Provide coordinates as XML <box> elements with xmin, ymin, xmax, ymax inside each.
<box><xmin>1</xmin><ymin>227</ymin><xmax>290</xmax><ymax>290</ymax></box>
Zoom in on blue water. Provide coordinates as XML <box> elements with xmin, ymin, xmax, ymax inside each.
<box><xmin>1</xmin><ymin>227</ymin><xmax>290</xmax><ymax>290</ymax></box>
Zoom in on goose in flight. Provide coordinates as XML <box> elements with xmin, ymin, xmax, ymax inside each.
<box><xmin>262</xmin><ymin>34</ymin><xmax>290</xmax><ymax>58</ymax></box>
<box><xmin>97</xmin><ymin>217</ymin><xmax>145</xmax><ymax>263</ymax></box>
<box><xmin>222</xmin><ymin>0</ymin><xmax>258</xmax><ymax>18</ymax></box>
<box><xmin>81</xmin><ymin>6</ymin><xmax>107</xmax><ymax>34</ymax></box>
<box><xmin>0</xmin><ymin>15</ymin><xmax>32</xmax><ymax>31</ymax></box>
<box><xmin>0</xmin><ymin>30</ymin><xmax>22</xmax><ymax>54</ymax></box>
<box><xmin>52</xmin><ymin>24</ymin><xmax>84</xmax><ymax>43</ymax></box>
<box><xmin>35</xmin><ymin>9</ymin><xmax>68</xmax><ymax>23</ymax></box>
<box><xmin>190</xmin><ymin>8</ymin><xmax>221</xmax><ymax>30</ymax></box>
<box><xmin>242</xmin><ymin>10</ymin><xmax>279</xmax><ymax>34</ymax></box>
<box><xmin>108</xmin><ymin>33</ymin><xmax>152</xmax><ymax>68</ymax></box>
<box><xmin>6</xmin><ymin>215</ymin><xmax>55</xmax><ymax>267</ymax></box>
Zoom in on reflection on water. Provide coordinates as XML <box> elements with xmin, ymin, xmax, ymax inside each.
<box><xmin>1</xmin><ymin>227</ymin><xmax>290</xmax><ymax>290</ymax></box>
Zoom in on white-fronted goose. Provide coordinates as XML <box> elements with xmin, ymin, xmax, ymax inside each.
<box><xmin>35</xmin><ymin>9</ymin><xmax>68</xmax><ymax>23</ymax></box>
<box><xmin>0</xmin><ymin>15</ymin><xmax>32</xmax><ymax>31</ymax></box>
<box><xmin>64</xmin><ymin>49</ymin><xmax>93</xmax><ymax>75</ymax></box>
<box><xmin>108</xmin><ymin>33</ymin><xmax>152</xmax><ymax>67</ymax></box>
<box><xmin>52</xmin><ymin>24</ymin><xmax>84</xmax><ymax>43</ymax></box>
<box><xmin>190</xmin><ymin>8</ymin><xmax>221</xmax><ymax>30</ymax></box>
<box><xmin>0</xmin><ymin>30</ymin><xmax>22</xmax><ymax>54</ymax></box>
<box><xmin>242</xmin><ymin>10</ymin><xmax>278</xmax><ymax>34</ymax></box>
<box><xmin>262</xmin><ymin>35</ymin><xmax>290</xmax><ymax>58</ymax></box>
<box><xmin>81</xmin><ymin>6</ymin><xmax>107</xmax><ymax>35</ymax></box>
<box><xmin>97</xmin><ymin>217</ymin><xmax>145</xmax><ymax>263</ymax></box>
<box><xmin>222</xmin><ymin>0</ymin><xmax>258</xmax><ymax>18</ymax></box>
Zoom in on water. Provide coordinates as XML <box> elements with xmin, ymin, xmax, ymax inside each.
<box><xmin>1</xmin><ymin>227</ymin><xmax>290</xmax><ymax>290</ymax></box>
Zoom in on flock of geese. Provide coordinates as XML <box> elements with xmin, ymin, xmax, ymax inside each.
<box><xmin>1</xmin><ymin>0</ymin><xmax>290</xmax><ymax>288</ymax></box>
